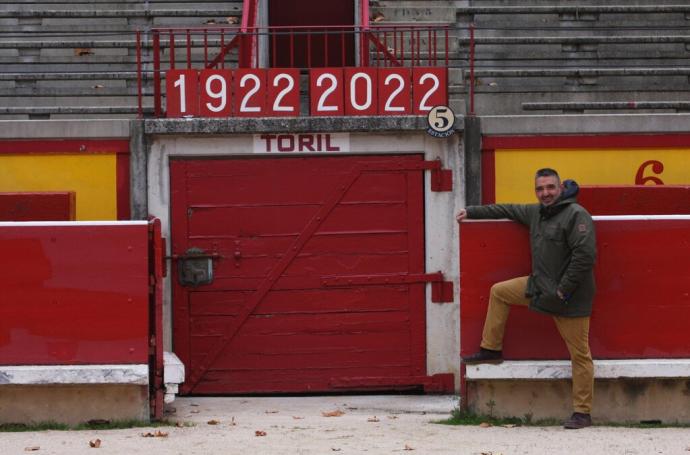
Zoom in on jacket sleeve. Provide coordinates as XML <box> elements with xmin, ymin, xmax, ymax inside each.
<box><xmin>558</xmin><ymin>208</ymin><xmax>597</xmax><ymax>295</ymax></box>
<box><xmin>466</xmin><ymin>204</ymin><xmax>533</xmax><ymax>226</ymax></box>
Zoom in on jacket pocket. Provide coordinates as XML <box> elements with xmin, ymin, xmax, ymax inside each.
<box><xmin>532</xmin><ymin>273</ymin><xmax>563</xmax><ymax>313</ymax></box>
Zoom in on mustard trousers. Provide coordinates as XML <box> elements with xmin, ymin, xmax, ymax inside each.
<box><xmin>479</xmin><ymin>276</ymin><xmax>594</xmax><ymax>414</ymax></box>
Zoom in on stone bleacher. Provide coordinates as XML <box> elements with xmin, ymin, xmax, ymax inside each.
<box><xmin>1</xmin><ymin>1</ymin><xmax>689</xmax><ymax>118</ymax></box>
<box><xmin>0</xmin><ymin>0</ymin><xmax>243</xmax><ymax>119</ymax></box>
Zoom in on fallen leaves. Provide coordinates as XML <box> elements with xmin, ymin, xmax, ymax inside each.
<box><xmin>255</xmin><ymin>430</ymin><xmax>267</xmax><ymax>437</ymax></box>
<box><xmin>207</xmin><ymin>419</ymin><xmax>220</xmax><ymax>425</ymax></box>
<box><xmin>24</xmin><ymin>447</ymin><xmax>40</xmax><ymax>452</ymax></box>
<box><xmin>404</xmin><ymin>444</ymin><xmax>415</xmax><ymax>451</ymax></box>
<box><xmin>89</xmin><ymin>439</ymin><xmax>101</xmax><ymax>448</ymax></box>
<box><xmin>321</xmin><ymin>409</ymin><xmax>345</xmax><ymax>417</ymax></box>
<box><xmin>230</xmin><ymin>417</ymin><xmax>237</xmax><ymax>426</ymax></box>
<box><xmin>367</xmin><ymin>416</ymin><xmax>380</xmax><ymax>422</ymax></box>
<box><xmin>141</xmin><ymin>431</ymin><xmax>168</xmax><ymax>438</ymax></box>
<box><xmin>479</xmin><ymin>422</ymin><xmax>492</xmax><ymax>428</ymax></box>
<box><xmin>264</xmin><ymin>410</ymin><xmax>279</xmax><ymax>414</ymax></box>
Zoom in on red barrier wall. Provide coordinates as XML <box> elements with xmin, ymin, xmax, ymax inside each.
<box><xmin>0</xmin><ymin>222</ymin><xmax>151</xmax><ymax>365</ymax></box>
<box><xmin>0</xmin><ymin>192</ymin><xmax>76</xmax><ymax>221</ymax></box>
<box><xmin>579</xmin><ymin>186</ymin><xmax>690</xmax><ymax>215</ymax></box>
<box><xmin>460</xmin><ymin>217</ymin><xmax>690</xmax><ymax>359</ymax></box>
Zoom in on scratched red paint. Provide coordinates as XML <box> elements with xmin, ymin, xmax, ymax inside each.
<box><xmin>460</xmin><ymin>218</ymin><xmax>690</xmax><ymax>359</ymax></box>
<box><xmin>0</xmin><ymin>224</ymin><xmax>150</xmax><ymax>364</ymax></box>
<box><xmin>579</xmin><ymin>185</ymin><xmax>690</xmax><ymax>215</ymax></box>
<box><xmin>0</xmin><ymin>192</ymin><xmax>75</xmax><ymax>221</ymax></box>
<box><xmin>171</xmin><ymin>155</ymin><xmax>428</xmax><ymax>394</ymax></box>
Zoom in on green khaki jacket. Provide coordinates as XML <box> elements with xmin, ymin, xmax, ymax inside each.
<box><xmin>466</xmin><ymin>197</ymin><xmax>597</xmax><ymax>317</ymax></box>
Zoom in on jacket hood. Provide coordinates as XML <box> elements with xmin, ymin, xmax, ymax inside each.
<box><xmin>560</xmin><ymin>179</ymin><xmax>580</xmax><ymax>201</ymax></box>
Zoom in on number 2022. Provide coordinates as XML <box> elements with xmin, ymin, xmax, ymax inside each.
<box><xmin>166</xmin><ymin>67</ymin><xmax>446</xmax><ymax>117</ymax></box>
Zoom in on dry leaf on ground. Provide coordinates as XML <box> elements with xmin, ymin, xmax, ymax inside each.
<box><xmin>255</xmin><ymin>430</ymin><xmax>267</xmax><ymax>436</ymax></box>
<box><xmin>89</xmin><ymin>439</ymin><xmax>101</xmax><ymax>448</ymax></box>
<box><xmin>265</xmin><ymin>410</ymin><xmax>279</xmax><ymax>414</ymax></box>
<box><xmin>190</xmin><ymin>410</ymin><xmax>200</xmax><ymax>414</ymax></box>
<box><xmin>479</xmin><ymin>422</ymin><xmax>492</xmax><ymax>428</ymax></box>
<box><xmin>175</xmin><ymin>422</ymin><xmax>185</xmax><ymax>427</ymax></box>
<box><xmin>367</xmin><ymin>416</ymin><xmax>380</xmax><ymax>422</ymax></box>
<box><xmin>24</xmin><ymin>447</ymin><xmax>40</xmax><ymax>452</ymax></box>
<box><xmin>321</xmin><ymin>409</ymin><xmax>345</xmax><ymax>417</ymax></box>
<box><xmin>387</xmin><ymin>415</ymin><xmax>398</xmax><ymax>419</ymax></box>
<box><xmin>404</xmin><ymin>444</ymin><xmax>415</xmax><ymax>451</ymax></box>
<box><xmin>292</xmin><ymin>416</ymin><xmax>304</xmax><ymax>420</ymax></box>
<box><xmin>230</xmin><ymin>417</ymin><xmax>237</xmax><ymax>426</ymax></box>
<box><xmin>207</xmin><ymin>419</ymin><xmax>220</xmax><ymax>425</ymax></box>
<box><xmin>141</xmin><ymin>431</ymin><xmax>168</xmax><ymax>438</ymax></box>
<box><xmin>331</xmin><ymin>448</ymin><xmax>342</xmax><ymax>452</ymax></box>
<box><xmin>501</xmin><ymin>423</ymin><xmax>517</xmax><ymax>428</ymax></box>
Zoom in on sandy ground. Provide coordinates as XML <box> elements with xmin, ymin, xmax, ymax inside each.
<box><xmin>1</xmin><ymin>395</ymin><xmax>689</xmax><ymax>455</ymax></box>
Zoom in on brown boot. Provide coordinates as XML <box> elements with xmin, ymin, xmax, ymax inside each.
<box><xmin>462</xmin><ymin>348</ymin><xmax>503</xmax><ymax>364</ymax></box>
<box><xmin>563</xmin><ymin>412</ymin><xmax>592</xmax><ymax>429</ymax></box>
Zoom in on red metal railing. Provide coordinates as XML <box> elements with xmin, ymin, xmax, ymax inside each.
<box><xmin>136</xmin><ymin>24</ymin><xmax>450</xmax><ymax>117</ymax></box>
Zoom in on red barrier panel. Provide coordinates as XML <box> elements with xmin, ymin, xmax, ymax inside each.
<box><xmin>579</xmin><ymin>186</ymin><xmax>690</xmax><ymax>216</ymax></box>
<box><xmin>0</xmin><ymin>192</ymin><xmax>75</xmax><ymax>221</ymax></box>
<box><xmin>460</xmin><ymin>217</ymin><xmax>690</xmax><ymax>359</ymax></box>
<box><xmin>0</xmin><ymin>222</ymin><xmax>151</xmax><ymax>365</ymax></box>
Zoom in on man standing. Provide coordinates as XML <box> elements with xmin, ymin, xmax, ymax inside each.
<box><xmin>457</xmin><ymin>168</ymin><xmax>597</xmax><ymax>429</ymax></box>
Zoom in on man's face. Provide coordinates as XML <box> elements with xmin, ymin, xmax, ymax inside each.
<box><xmin>535</xmin><ymin>175</ymin><xmax>562</xmax><ymax>206</ymax></box>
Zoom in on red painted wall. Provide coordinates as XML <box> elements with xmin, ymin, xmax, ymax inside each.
<box><xmin>579</xmin><ymin>185</ymin><xmax>690</xmax><ymax>215</ymax></box>
<box><xmin>460</xmin><ymin>218</ymin><xmax>690</xmax><ymax>359</ymax></box>
<box><xmin>0</xmin><ymin>223</ymin><xmax>150</xmax><ymax>365</ymax></box>
<box><xmin>0</xmin><ymin>192</ymin><xmax>75</xmax><ymax>221</ymax></box>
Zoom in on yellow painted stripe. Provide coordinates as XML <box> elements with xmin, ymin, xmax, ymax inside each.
<box><xmin>0</xmin><ymin>154</ymin><xmax>117</xmax><ymax>220</ymax></box>
<box><xmin>495</xmin><ymin>148</ymin><xmax>690</xmax><ymax>203</ymax></box>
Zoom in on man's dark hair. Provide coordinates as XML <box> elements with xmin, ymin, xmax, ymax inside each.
<box><xmin>535</xmin><ymin>168</ymin><xmax>560</xmax><ymax>182</ymax></box>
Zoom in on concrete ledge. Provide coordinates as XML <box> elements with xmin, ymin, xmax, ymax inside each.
<box><xmin>0</xmin><ymin>364</ymin><xmax>149</xmax><ymax>385</ymax></box>
<box><xmin>144</xmin><ymin>115</ymin><xmax>463</xmax><ymax>135</ymax></box>
<box><xmin>466</xmin><ymin>359</ymin><xmax>690</xmax><ymax>380</ymax></box>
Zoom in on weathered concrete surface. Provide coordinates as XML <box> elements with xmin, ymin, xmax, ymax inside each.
<box><xmin>467</xmin><ymin>378</ymin><xmax>690</xmax><ymax>423</ymax></box>
<box><xmin>144</xmin><ymin>116</ymin><xmax>463</xmax><ymax>135</ymax></box>
<box><xmin>0</xmin><ymin>384</ymin><xmax>149</xmax><ymax>425</ymax></box>
<box><xmin>0</xmin><ymin>119</ymin><xmax>129</xmax><ymax>138</ymax></box>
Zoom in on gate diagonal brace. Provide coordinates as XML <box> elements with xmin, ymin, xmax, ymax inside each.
<box><xmin>321</xmin><ymin>272</ymin><xmax>454</xmax><ymax>303</ymax></box>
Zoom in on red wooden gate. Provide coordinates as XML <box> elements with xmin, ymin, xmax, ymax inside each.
<box><xmin>171</xmin><ymin>155</ymin><xmax>435</xmax><ymax>394</ymax></box>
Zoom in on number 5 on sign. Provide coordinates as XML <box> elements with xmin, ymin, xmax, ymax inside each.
<box><xmin>167</xmin><ymin>70</ymin><xmax>199</xmax><ymax>117</ymax></box>
<box><xmin>413</xmin><ymin>68</ymin><xmax>447</xmax><ymax>115</ymax></box>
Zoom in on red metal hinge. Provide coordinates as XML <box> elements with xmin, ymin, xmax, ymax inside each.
<box><xmin>321</xmin><ymin>271</ymin><xmax>454</xmax><ymax>303</ymax></box>
<box><xmin>422</xmin><ymin>159</ymin><xmax>453</xmax><ymax>192</ymax></box>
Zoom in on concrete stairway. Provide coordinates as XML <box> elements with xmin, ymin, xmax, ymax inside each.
<box><xmin>0</xmin><ymin>0</ymin><xmax>244</xmax><ymax>119</ymax></box>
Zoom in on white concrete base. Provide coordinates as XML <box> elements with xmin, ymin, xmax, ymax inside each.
<box><xmin>163</xmin><ymin>351</ymin><xmax>185</xmax><ymax>404</ymax></box>
<box><xmin>0</xmin><ymin>364</ymin><xmax>149</xmax><ymax>385</ymax></box>
<box><xmin>465</xmin><ymin>359</ymin><xmax>690</xmax><ymax>380</ymax></box>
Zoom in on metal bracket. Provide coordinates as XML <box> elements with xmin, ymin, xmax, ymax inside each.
<box><xmin>321</xmin><ymin>271</ymin><xmax>454</xmax><ymax>303</ymax></box>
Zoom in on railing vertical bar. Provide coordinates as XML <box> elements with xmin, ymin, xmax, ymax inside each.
<box><xmin>136</xmin><ymin>30</ymin><xmax>142</xmax><ymax>118</ymax></box>
<box><xmin>220</xmin><ymin>30</ymin><xmax>225</xmax><ymax>69</ymax></box>
<box><xmin>341</xmin><ymin>28</ymin><xmax>346</xmax><ymax>66</ymax></box>
<box><xmin>290</xmin><ymin>28</ymin><xmax>295</xmax><ymax>67</ymax></box>
<box><xmin>325</xmin><ymin>31</ymin><xmax>329</xmax><ymax>67</ymax></box>
<box><xmin>401</xmin><ymin>27</ymin><xmax>405</xmax><ymax>67</ymax></box>
<box><xmin>272</xmin><ymin>31</ymin><xmax>277</xmax><ymax>67</ymax></box>
<box><xmin>445</xmin><ymin>27</ymin><xmax>449</xmax><ymax>67</ymax></box>
<box><xmin>433</xmin><ymin>28</ymin><xmax>437</xmax><ymax>66</ymax></box>
<box><xmin>203</xmin><ymin>29</ymin><xmax>208</xmax><ymax>67</ymax></box>
<box><xmin>470</xmin><ymin>23</ymin><xmax>475</xmax><ymax>116</ymax></box>
<box><xmin>428</xmin><ymin>28</ymin><xmax>432</xmax><ymax>65</ymax></box>
<box><xmin>186</xmin><ymin>29</ymin><xmax>191</xmax><ymax>69</ymax></box>
<box><xmin>383</xmin><ymin>30</ymin><xmax>388</xmax><ymax>66</ymax></box>
<box><xmin>169</xmin><ymin>30</ymin><xmax>175</xmax><ymax>69</ymax></box>
<box><xmin>307</xmin><ymin>29</ymin><xmax>312</xmax><ymax>68</ymax></box>
<box><xmin>153</xmin><ymin>30</ymin><xmax>161</xmax><ymax>117</ymax></box>
<box><xmin>410</xmin><ymin>27</ymin><xmax>415</xmax><ymax>68</ymax></box>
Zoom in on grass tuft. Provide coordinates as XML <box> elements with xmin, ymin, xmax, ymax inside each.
<box><xmin>0</xmin><ymin>419</ymin><xmax>187</xmax><ymax>432</ymax></box>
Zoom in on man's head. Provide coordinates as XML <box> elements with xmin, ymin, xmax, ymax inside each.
<box><xmin>534</xmin><ymin>168</ymin><xmax>563</xmax><ymax>206</ymax></box>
